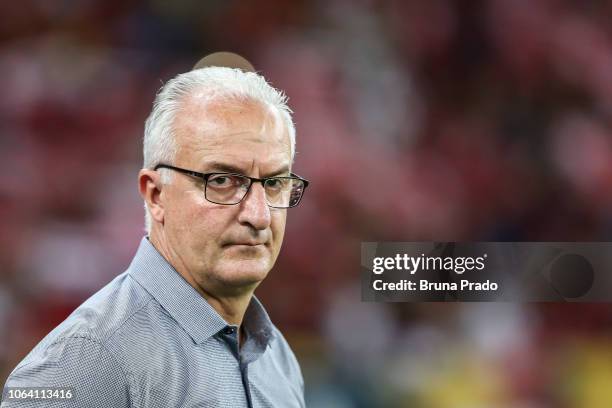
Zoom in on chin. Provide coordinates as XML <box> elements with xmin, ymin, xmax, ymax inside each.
<box><xmin>215</xmin><ymin>258</ymin><xmax>271</xmax><ymax>287</ymax></box>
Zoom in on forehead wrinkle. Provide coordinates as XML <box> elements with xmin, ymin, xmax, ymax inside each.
<box><xmin>176</xmin><ymin>103</ymin><xmax>259</xmax><ymax>143</ymax></box>
<box><xmin>173</xmin><ymin>92</ymin><xmax>238</xmax><ymax>142</ymax></box>
<box><xmin>174</xmin><ymin>96</ymin><xmax>291</xmax><ymax>166</ymax></box>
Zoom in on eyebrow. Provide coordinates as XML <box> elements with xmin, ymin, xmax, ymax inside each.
<box><xmin>203</xmin><ymin>161</ymin><xmax>291</xmax><ymax>177</ymax></box>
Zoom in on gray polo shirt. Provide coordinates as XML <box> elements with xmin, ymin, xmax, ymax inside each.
<box><xmin>1</xmin><ymin>238</ymin><xmax>305</xmax><ymax>407</ymax></box>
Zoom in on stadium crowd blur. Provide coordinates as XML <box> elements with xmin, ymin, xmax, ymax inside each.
<box><xmin>2</xmin><ymin>1</ymin><xmax>612</xmax><ymax>407</ymax></box>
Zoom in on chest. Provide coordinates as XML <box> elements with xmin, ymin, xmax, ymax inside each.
<box><xmin>126</xmin><ymin>338</ymin><xmax>302</xmax><ymax>408</ymax></box>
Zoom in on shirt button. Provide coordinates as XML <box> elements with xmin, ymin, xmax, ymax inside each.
<box><xmin>224</xmin><ymin>327</ymin><xmax>236</xmax><ymax>335</ymax></box>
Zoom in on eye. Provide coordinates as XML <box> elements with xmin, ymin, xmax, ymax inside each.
<box><xmin>265</xmin><ymin>178</ymin><xmax>288</xmax><ymax>191</ymax></box>
<box><xmin>266</xmin><ymin>179</ymin><xmax>280</xmax><ymax>188</ymax></box>
<box><xmin>208</xmin><ymin>174</ymin><xmax>235</xmax><ymax>188</ymax></box>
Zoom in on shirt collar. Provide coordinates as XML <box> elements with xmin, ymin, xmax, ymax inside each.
<box><xmin>243</xmin><ymin>295</ymin><xmax>276</xmax><ymax>351</ymax></box>
<box><xmin>127</xmin><ymin>237</ymin><xmax>275</xmax><ymax>347</ymax></box>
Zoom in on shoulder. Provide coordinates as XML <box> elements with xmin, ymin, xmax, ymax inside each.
<box><xmin>7</xmin><ymin>271</ymin><xmax>157</xmax><ymax>380</ymax></box>
<box><xmin>29</xmin><ymin>272</ymin><xmax>153</xmax><ymax>349</ymax></box>
<box><xmin>2</xmin><ymin>272</ymin><xmax>162</xmax><ymax>406</ymax></box>
<box><xmin>3</xmin><ymin>335</ymin><xmax>132</xmax><ymax>407</ymax></box>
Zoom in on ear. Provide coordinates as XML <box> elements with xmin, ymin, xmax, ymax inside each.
<box><xmin>138</xmin><ymin>169</ymin><xmax>165</xmax><ymax>225</ymax></box>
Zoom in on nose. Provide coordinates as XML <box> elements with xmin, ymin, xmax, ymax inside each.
<box><xmin>237</xmin><ymin>182</ymin><xmax>271</xmax><ymax>230</ymax></box>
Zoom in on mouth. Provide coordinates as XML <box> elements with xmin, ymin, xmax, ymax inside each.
<box><xmin>223</xmin><ymin>243</ymin><xmax>267</xmax><ymax>256</ymax></box>
<box><xmin>224</xmin><ymin>241</ymin><xmax>268</xmax><ymax>248</ymax></box>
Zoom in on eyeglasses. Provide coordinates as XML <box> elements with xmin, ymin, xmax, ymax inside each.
<box><xmin>154</xmin><ymin>164</ymin><xmax>309</xmax><ymax>208</ymax></box>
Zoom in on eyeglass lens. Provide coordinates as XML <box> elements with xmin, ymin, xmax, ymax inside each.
<box><xmin>205</xmin><ymin>174</ymin><xmax>305</xmax><ymax>207</ymax></box>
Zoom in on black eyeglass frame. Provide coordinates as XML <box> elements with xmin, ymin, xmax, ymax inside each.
<box><xmin>153</xmin><ymin>163</ymin><xmax>309</xmax><ymax>208</ymax></box>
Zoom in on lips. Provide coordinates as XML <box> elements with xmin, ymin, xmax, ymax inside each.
<box><xmin>224</xmin><ymin>240</ymin><xmax>268</xmax><ymax>247</ymax></box>
<box><xmin>222</xmin><ymin>234</ymin><xmax>269</xmax><ymax>247</ymax></box>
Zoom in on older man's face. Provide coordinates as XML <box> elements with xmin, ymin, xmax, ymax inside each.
<box><xmin>162</xmin><ymin>96</ymin><xmax>291</xmax><ymax>294</ymax></box>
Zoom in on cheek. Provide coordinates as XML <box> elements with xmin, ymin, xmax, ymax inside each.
<box><xmin>166</xmin><ymin>189</ymin><xmax>221</xmax><ymax>241</ymax></box>
<box><xmin>183</xmin><ymin>197</ymin><xmax>208</xmax><ymax>227</ymax></box>
<box><xmin>270</xmin><ymin>212</ymin><xmax>287</xmax><ymax>248</ymax></box>
<box><xmin>167</xmin><ymin>190</ymin><xmax>203</xmax><ymax>228</ymax></box>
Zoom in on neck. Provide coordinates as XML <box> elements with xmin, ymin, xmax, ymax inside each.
<box><xmin>148</xmin><ymin>230</ymin><xmax>254</xmax><ymax>326</ymax></box>
<box><xmin>201</xmin><ymin>291</ymin><xmax>252</xmax><ymax>326</ymax></box>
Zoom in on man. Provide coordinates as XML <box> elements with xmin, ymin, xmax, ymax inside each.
<box><xmin>2</xmin><ymin>59</ymin><xmax>309</xmax><ymax>407</ymax></box>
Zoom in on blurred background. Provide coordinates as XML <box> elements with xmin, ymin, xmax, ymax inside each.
<box><xmin>1</xmin><ymin>0</ymin><xmax>612</xmax><ymax>407</ymax></box>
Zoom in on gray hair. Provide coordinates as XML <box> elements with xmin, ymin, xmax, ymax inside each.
<box><xmin>142</xmin><ymin>67</ymin><xmax>296</xmax><ymax>233</ymax></box>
